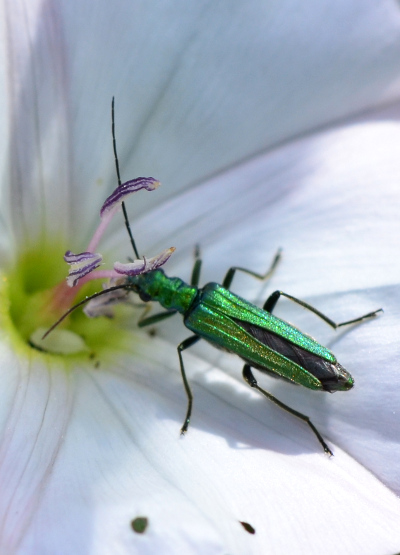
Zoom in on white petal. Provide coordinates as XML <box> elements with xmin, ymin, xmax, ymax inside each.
<box><xmin>58</xmin><ymin>0</ymin><xmax>400</xmax><ymax>209</ymax></box>
<box><xmin>5</xmin><ymin>0</ymin><xmax>398</xmax><ymax>243</ymax></box>
<box><xmin>1</xmin><ymin>0</ymin><xmax>72</xmax><ymax>250</ymax></box>
<box><xmin>104</xmin><ymin>107</ymin><xmax>400</xmax><ymax>292</ymax></box>
<box><xmin>3</xmin><ymin>1</ymin><xmax>400</xmax><ymax>249</ymax></box>
<box><xmin>2</xmin><ymin>337</ymin><xmax>399</xmax><ymax>554</ymax></box>
<box><xmin>0</xmin><ymin>345</ymin><xmax>74</xmax><ymax>552</ymax></box>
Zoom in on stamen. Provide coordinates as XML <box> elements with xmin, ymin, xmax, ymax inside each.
<box><xmin>84</xmin><ymin>278</ymin><xmax>129</xmax><ymax>318</ymax></box>
<box><xmin>64</xmin><ymin>251</ymin><xmax>103</xmax><ymax>287</ymax></box>
<box><xmin>57</xmin><ymin>177</ymin><xmax>172</xmax><ymax>325</ymax></box>
<box><xmin>114</xmin><ymin>247</ymin><xmax>175</xmax><ymax>276</ymax></box>
<box><xmin>87</xmin><ymin>177</ymin><xmax>160</xmax><ymax>254</ymax></box>
<box><xmin>100</xmin><ymin>177</ymin><xmax>160</xmax><ymax>217</ymax></box>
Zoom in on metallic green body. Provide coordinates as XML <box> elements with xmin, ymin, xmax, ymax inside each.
<box><xmin>129</xmin><ymin>270</ymin><xmax>338</xmax><ymax>391</ymax></box>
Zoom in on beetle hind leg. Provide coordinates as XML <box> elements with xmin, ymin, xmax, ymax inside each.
<box><xmin>242</xmin><ymin>364</ymin><xmax>333</xmax><ymax>456</ymax></box>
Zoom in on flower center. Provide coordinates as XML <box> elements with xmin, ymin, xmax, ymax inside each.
<box><xmin>6</xmin><ymin>243</ymin><xmax>128</xmax><ymax>358</ymax></box>
<box><xmin>4</xmin><ymin>177</ymin><xmax>172</xmax><ymax>360</ymax></box>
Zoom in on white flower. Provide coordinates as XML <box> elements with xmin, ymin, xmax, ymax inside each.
<box><xmin>1</xmin><ymin>1</ymin><xmax>400</xmax><ymax>554</ymax></box>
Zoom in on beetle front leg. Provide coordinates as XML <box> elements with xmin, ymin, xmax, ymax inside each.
<box><xmin>263</xmin><ymin>290</ymin><xmax>382</xmax><ymax>327</ymax></box>
<box><xmin>138</xmin><ymin>309</ymin><xmax>177</xmax><ymax>328</ymax></box>
<box><xmin>222</xmin><ymin>249</ymin><xmax>282</xmax><ymax>290</ymax></box>
<box><xmin>177</xmin><ymin>335</ymin><xmax>201</xmax><ymax>434</ymax></box>
<box><xmin>242</xmin><ymin>364</ymin><xmax>333</xmax><ymax>456</ymax></box>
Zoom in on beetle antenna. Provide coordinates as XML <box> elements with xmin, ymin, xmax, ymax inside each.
<box><xmin>112</xmin><ymin>97</ymin><xmax>140</xmax><ymax>259</ymax></box>
<box><xmin>42</xmin><ymin>284</ymin><xmax>131</xmax><ymax>340</ymax></box>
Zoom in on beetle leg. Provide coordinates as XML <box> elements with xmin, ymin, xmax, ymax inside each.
<box><xmin>263</xmin><ymin>291</ymin><xmax>382</xmax><ymax>328</ymax></box>
<box><xmin>178</xmin><ymin>335</ymin><xmax>201</xmax><ymax>434</ymax></box>
<box><xmin>242</xmin><ymin>364</ymin><xmax>333</xmax><ymax>456</ymax></box>
<box><xmin>222</xmin><ymin>249</ymin><xmax>282</xmax><ymax>290</ymax></box>
<box><xmin>138</xmin><ymin>309</ymin><xmax>177</xmax><ymax>327</ymax></box>
<box><xmin>263</xmin><ymin>290</ymin><xmax>280</xmax><ymax>313</ymax></box>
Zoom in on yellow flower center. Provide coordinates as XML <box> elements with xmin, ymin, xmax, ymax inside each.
<box><xmin>5</xmin><ymin>243</ymin><xmax>132</xmax><ymax>360</ymax></box>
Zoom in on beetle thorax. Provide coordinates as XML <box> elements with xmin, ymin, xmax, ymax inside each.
<box><xmin>128</xmin><ymin>269</ymin><xmax>197</xmax><ymax>314</ymax></box>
